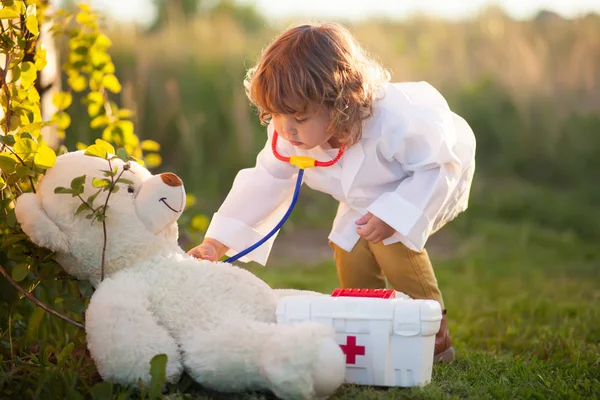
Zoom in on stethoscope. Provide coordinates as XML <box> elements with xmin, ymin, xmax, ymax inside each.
<box><xmin>223</xmin><ymin>131</ymin><xmax>345</xmax><ymax>263</ymax></box>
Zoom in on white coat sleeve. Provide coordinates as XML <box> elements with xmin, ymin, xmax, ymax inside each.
<box><xmin>204</xmin><ymin>124</ymin><xmax>299</xmax><ymax>265</ymax></box>
<box><xmin>367</xmin><ymin>82</ymin><xmax>471</xmax><ymax>252</ymax></box>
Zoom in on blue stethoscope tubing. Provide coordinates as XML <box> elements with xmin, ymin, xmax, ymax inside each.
<box><xmin>223</xmin><ymin>169</ymin><xmax>305</xmax><ymax>263</ymax></box>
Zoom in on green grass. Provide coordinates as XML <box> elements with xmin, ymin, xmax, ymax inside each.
<box><xmin>2</xmin><ymin>213</ymin><xmax>600</xmax><ymax>399</ymax></box>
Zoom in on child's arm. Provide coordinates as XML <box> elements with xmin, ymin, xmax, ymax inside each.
<box><xmin>366</xmin><ymin>82</ymin><xmax>475</xmax><ymax>252</ymax></box>
<box><xmin>191</xmin><ymin>124</ymin><xmax>299</xmax><ymax>265</ymax></box>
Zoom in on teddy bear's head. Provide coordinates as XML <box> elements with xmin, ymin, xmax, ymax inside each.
<box><xmin>15</xmin><ymin>151</ymin><xmax>186</xmax><ymax>286</ymax></box>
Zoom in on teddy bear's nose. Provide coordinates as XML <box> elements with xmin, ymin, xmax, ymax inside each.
<box><xmin>160</xmin><ymin>173</ymin><xmax>183</xmax><ymax>187</ymax></box>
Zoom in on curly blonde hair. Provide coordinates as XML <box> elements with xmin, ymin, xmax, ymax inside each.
<box><xmin>244</xmin><ymin>22</ymin><xmax>390</xmax><ymax>146</ymax></box>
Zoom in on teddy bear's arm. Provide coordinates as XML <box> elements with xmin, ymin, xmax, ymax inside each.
<box><xmin>15</xmin><ymin>193</ymin><xmax>69</xmax><ymax>252</ymax></box>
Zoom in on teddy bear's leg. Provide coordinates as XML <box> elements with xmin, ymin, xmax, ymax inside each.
<box><xmin>85</xmin><ymin>277</ymin><xmax>183</xmax><ymax>387</ymax></box>
<box><xmin>180</xmin><ymin>320</ymin><xmax>345</xmax><ymax>400</ymax></box>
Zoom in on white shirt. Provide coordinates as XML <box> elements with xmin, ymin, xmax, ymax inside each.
<box><xmin>205</xmin><ymin>81</ymin><xmax>476</xmax><ymax>265</ymax></box>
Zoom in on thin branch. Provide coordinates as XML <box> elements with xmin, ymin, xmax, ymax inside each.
<box><xmin>76</xmin><ymin>194</ymin><xmax>96</xmax><ymax>212</ymax></box>
<box><xmin>99</xmin><ymin>160</ymin><xmax>127</xmax><ymax>281</ymax></box>
<box><xmin>0</xmin><ymin>263</ymin><xmax>85</xmax><ymax>329</ymax></box>
<box><xmin>101</xmin><ymin>88</ymin><xmax>115</xmax><ymax>122</ymax></box>
<box><xmin>100</xmin><ymin>217</ymin><xmax>107</xmax><ymax>281</ymax></box>
<box><xmin>12</xmin><ymin>182</ymin><xmax>23</xmax><ymax>195</ymax></box>
<box><xmin>1</xmin><ymin>51</ymin><xmax>11</xmax><ymax>148</ymax></box>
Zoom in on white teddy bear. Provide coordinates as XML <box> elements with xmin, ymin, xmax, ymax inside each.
<box><xmin>15</xmin><ymin>150</ymin><xmax>346</xmax><ymax>399</ymax></box>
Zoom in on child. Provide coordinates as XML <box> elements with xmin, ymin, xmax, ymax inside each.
<box><xmin>188</xmin><ymin>22</ymin><xmax>476</xmax><ymax>362</ymax></box>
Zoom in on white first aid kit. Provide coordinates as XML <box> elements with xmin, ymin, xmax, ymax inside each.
<box><xmin>276</xmin><ymin>288</ymin><xmax>442</xmax><ymax>387</ymax></box>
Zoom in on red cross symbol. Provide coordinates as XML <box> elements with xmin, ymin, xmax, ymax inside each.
<box><xmin>340</xmin><ymin>335</ymin><xmax>365</xmax><ymax>364</ymax></box>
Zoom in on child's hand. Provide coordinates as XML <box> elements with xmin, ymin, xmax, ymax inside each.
<box><xmin>355</xmin><ymin>212</ymin><xmax>395</xmax><ymax>243</ymax></box>
<box><xmin>187</xmin><ymin>239</ymin><xmax>229</xmax><ymax>261</ymax></box>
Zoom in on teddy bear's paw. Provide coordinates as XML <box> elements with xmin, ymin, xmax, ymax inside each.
<box><xmin>260</xmin><ymin>323</ymin><xmax>345</xmax><ymax>400</ymax></box>
<box><xmin>310</xmin><ymin>338</ymin><xmax>346</xmax><ymax>398</ymax></box>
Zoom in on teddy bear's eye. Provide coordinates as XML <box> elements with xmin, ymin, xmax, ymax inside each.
<box><xmin>127</xmin><ymin>186</ymin><xmax>135</xmax><ymax>194</ymax></box>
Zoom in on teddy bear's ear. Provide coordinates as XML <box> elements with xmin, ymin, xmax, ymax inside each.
<box><xmin>15</xmin><ymin>193</ymin><xmax>69</xmax><ymax>253</ymax></box>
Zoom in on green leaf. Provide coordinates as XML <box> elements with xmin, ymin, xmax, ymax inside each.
<box><xmin>117</xmin><ymin>109</ymin><xmax>134</xmax><ymax>119</ymax></box>
<box><xmin>75</xmin><ymin>202</ymin><xmax>89</xmax><ymax>215</ymax></box>
<box><xmin>52</xmin><ymin>92</ymin><xmax>72</xmax><ymax>110</ymax></box>
<box><xmin>87</xmin><ymin>190</ymin><xmax>101</xmax><ymax>205</ymax></box>
<box><xmin>52</xmin><ymin>111</ymin><xmax>71</xmax><ymax>130</ymax></box>
<box><xmin>141</xmin><ymin>140</ymin><xmax>161</xmax><ymax>152</ymax></box>
<box><xmin>116</xmin><ymin>147</ymin><xmax>128</xmax><ymax>162</ymax></box>
<box><xmin>90</xmin><ymin>115</ymin><xmax>110</xmax><ymax>129</ymax></box>
<box><xmin>67</xmin><ymin>73</ymin><xmax>87</xmax><ymax>92</ymax></box>
<box><xmin>116</xmin><ymin>178</ymin><xmax>134</xmax><ymax>185</ymax></box>
<box><xmin>28</xmin><ymin>86</ymin><xmax>41</xmax><ymax>103</ymax></box>
<box><xmin>6</xmin><ymin>208</ymin><xmax>16</xmax><ymax>228</ymax></box>
<box><xmin>102</xmin><ymin>125</ymin><xmax>119</xmax><ymax>145</ymax></box>
<box><xmin>84</xmin><ymin>144</ymin><xmax>107</xmax><ymax>159</ymax></box>
<box><xmin>25</xmin><ymin>3</ymin><xmax>36</xmax><ymax>16</ymax></box>
<box><xmin>144</xmin><ymin>153</ymin><xmax>162</xmax><ymax>169</ymax></box>
<box><xmin>26</xmin><ymin>14</ymin><xmax>39</xmax><ymax>36</ymax></box>
<box><xmin>94</xmin><ymin>34</ymin><xmax>112</xmax><ymax>50</ymax></box>
<box><xmin>102</xmin><ymin>62</ymin><xmax>115</xmax><ymax>74</ymax></box>
<box><xmin>34</xmin><ymin>47</ymin><xmax>47</xmax><ymax>70</ymax></box>
<box><xmin>0</xmin><ymin>9</ymin><xmax>20</xmax><ymax>19</ymax></box>
<box><xmin>17</xmin><ymin>132</ymin><xmax>34</xmax><ymax>141</ymax></box>
<box><xmin>117</xmin><ymin>120</ymin><xmax>135</xmax><ymax>137</ymax></box>
<box><xmin>1</xmin><ymin>233</ymin><xmax>28</xmax><ymax>248</ymax></box>
<box><xmin>102</xmin><ymin>74</ymin><xmax>121</xmax><ymax>94</ymax></box>
<box><xmin>102</xmin><ymin>169</ymin><xmax>116</xmax><ymax>177</ymax></box>
<box><xmin>57</xmin><ymin>343</ymin><xmax>74</xmax><ymax>367</ymax></box>
<box><xmin>0</xmin><ymin>153</ymin><xmax>18</xmax><ymax>173</ymax></box>
<box><xmin>25</xmin><ymin>306</ymin><xmax>45</xmax><ymax>341</ymax></box>
<box><xmin>9</xmin><ymin>66</ymin><xmax>21</xmax><ymax>83</ymax></box>
<box><xmin>149</xmin><ymin>354</ymin><xmax>168</xmax><ymax>399</ymax></box>
<box><xmin>54</xmin><ymin>187</ymin><xmax>75</xmax><ymax>195</ymax></box>
<box><xmin>94</xmin><ymin>139</ymin><xmax>115</xmax><ymax>155</ymax></box>
<box><xmin>7</xmin><ymin>244</ymin><xmax>26</xmax><ymax>260</ymax></box>
<box><xmin>78</xmin><ymin>280</ymin><xmax>94</xmax><ymax>298</ymax></box>
<box><xmin>34</xmin><ymin>144</ymin><xmax>57</xmax><ymax>169</ymax></box>
<box><xmin>12</xmin><ymin>263</ymin><xmax>28</xmax><ymax>282</ymax></box>
<box><xmin>88</xmin><ymin>102</ymin><xmax>103</xmax><ymax>118</ymax></box>
<box><xmin>90</xmin><ymin>49</ymin><xmax>110</xmax><ymax>68</ymax></box>
<box><xmin>0</xmin><ymin>135</ymin><xmax>16</xmax><ymax>147</ymax></box>
<box><xmin>20</xmin><ymin>61</ymin><xmax>37</xmax><ymax>88</ymax></box>
<box><xmin>76</xmin><ymin>11</ymin><xmax>95</xmax><ymax>27</ymax></box>
<box><xmin>71</xmin><ymin>175</ymin><xmax>86</xmax><ymax>190</ymax></box>
<box><xmin>18</xmin><ymin>122</ymin><xmax>45</xmax><ymax>139</ymax></box>
<box><xmin>110</xmin><ymin>185</ymin><xmax>119</xmax><ymax>194</ymax></box>
<box><xmin>14</xmin><ymin>137</ymin><xmax>38</xmax><ymax>159</ymax></box>
<box><xmin>16</xmin><ymin>165</ymin><xmax>34</xmax><ymax>178</ymax></box>
<box><xmin>85</xmin><ymin>91</ymin><xmax>104</xmax><ymax>105</ymax></box>
<box><xmin>92</xmin><ymin>178</ymin><xmax>110</xmax><ymax>188</ymax></box>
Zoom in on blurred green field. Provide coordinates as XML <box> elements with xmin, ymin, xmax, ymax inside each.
<box><xmin>59</xmin><ymin>6</ymin><xmax>600</xmax><ymax>227</ymax></box>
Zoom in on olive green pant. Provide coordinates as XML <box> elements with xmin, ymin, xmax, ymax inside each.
<box><xmin>331</xmin><ymin>238</ymin><xmax>444</xmax><ymax>309</ymax></box>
